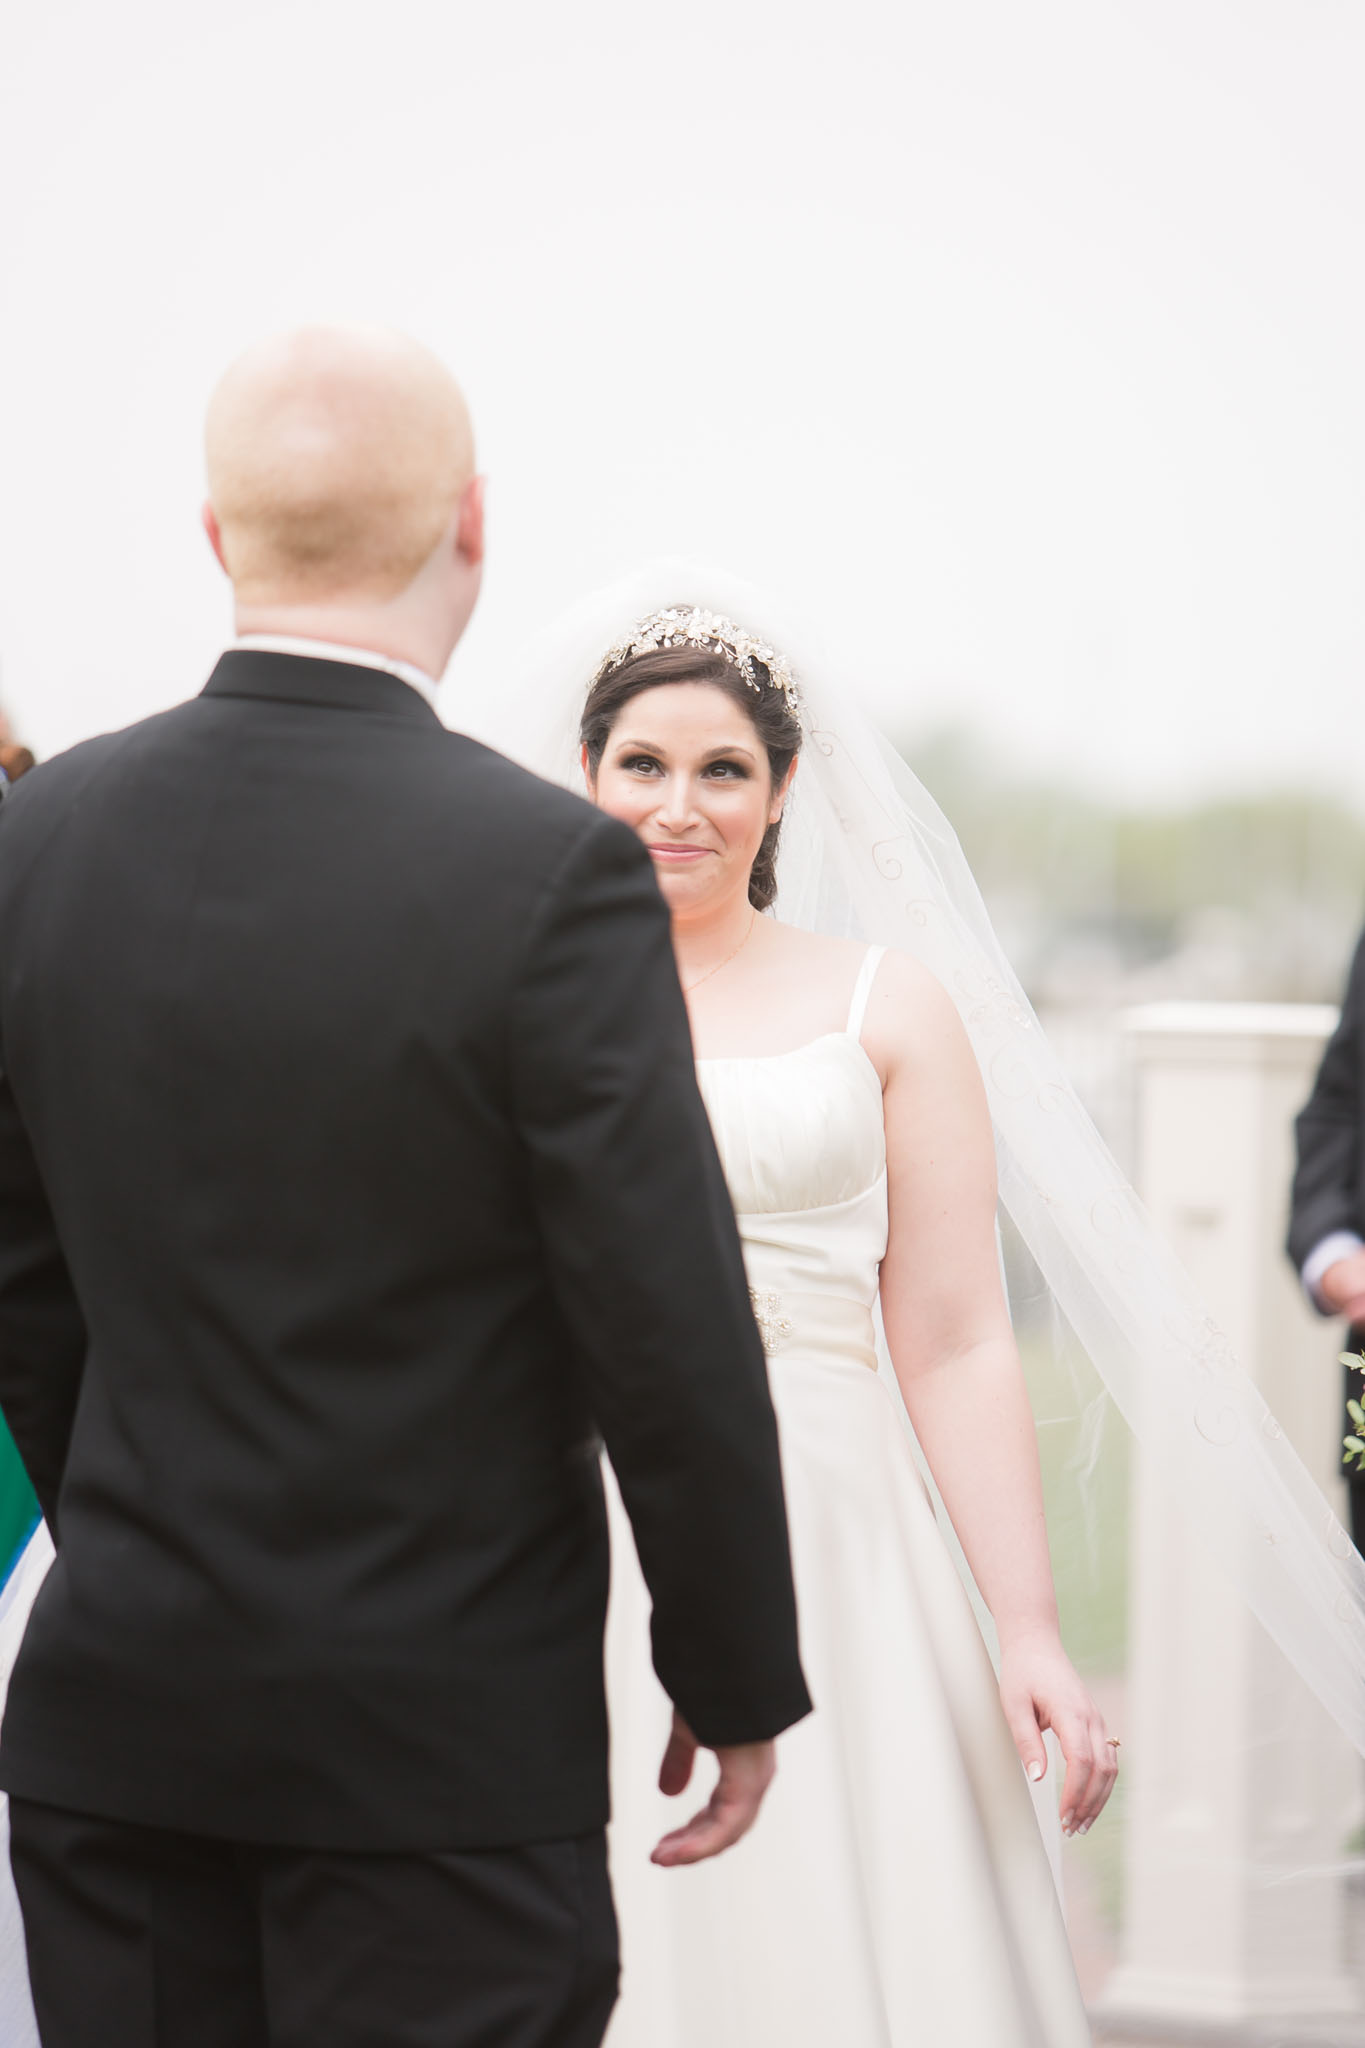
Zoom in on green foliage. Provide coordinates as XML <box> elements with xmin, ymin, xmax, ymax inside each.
<box><xmin>1342</xmin><ymin>1358</ymin><xmax>1365</xmax><ymax>1473</ymax></box>
<box><xmin>901</xmin><ymin>723</ymin><xmax>1365</xmax><ymax>1002</ymax></box>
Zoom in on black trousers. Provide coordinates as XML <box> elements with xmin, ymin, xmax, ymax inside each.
<box><xmin>9</xmin><ymin>1799</ymin><xmax>618</xmax><ymax>2048</ymax></box>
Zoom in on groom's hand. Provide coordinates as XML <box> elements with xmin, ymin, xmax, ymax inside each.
<box><xmin>649</xmin><ymin>1710</ymin><xmax>777</xmax><ymax>1867</ymax></box>
<box><xmin>1321</xmin><ymin>1249</ymin><xmax>1365</xmax><ymax>1325</ymax></box>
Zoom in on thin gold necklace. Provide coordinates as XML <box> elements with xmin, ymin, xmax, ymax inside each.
<box><xmin>682</xmin><ymin>909</ymin><xmax>757</xmax><ymax>995</ymax></box>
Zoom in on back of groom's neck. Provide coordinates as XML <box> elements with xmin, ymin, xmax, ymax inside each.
<box><xmin>231</xmin><ymin>599</ymin><xmax>450</xmax><ymax>683</ymax></box>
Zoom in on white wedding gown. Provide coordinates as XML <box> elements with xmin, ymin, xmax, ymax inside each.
<box><xmin>0</xmin><ymin>1527</ymin><xmax>50</xmax><ymax>2048</ymax></box>
<box><xmin>603</xmin><ymin>947</ymin><xmax>1092</xmax><ymax>2047</ymax></box>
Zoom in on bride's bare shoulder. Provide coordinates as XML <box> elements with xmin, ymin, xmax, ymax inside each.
<box><xmin>763</xmin><ymin>925</ymin><xmax>969</xmax><ymax>1069</ymax></box>
<box><xmin>862</xmin><ymin>947</ymin><xmax>976</xmax><ymax>1073</ymax></box>
<box><xmin>764</xmin><ymin>923</ymin><xmax>867</xmax><ymax>975</ymax></box>
<box><xmin>766</xmin><ymin>926</ymin><xmax>954</xmax><ymax>1022</ymax></box>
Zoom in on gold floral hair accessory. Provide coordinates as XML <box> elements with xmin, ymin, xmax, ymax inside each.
<box><xmin>594</xmin><ymin>605</ymin><xmax>803</xmax><ymax>720</ymax></box>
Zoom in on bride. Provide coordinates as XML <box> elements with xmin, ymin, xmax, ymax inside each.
<box><xmin>484</xmin><ymin>562</ymin><xmax>1365</xmax><ymax>2045</ymax></box>
<box><xmin>551</xmin><ymin>596</ymin><xmax>1110</xmax><ymax>2044</ymax></box>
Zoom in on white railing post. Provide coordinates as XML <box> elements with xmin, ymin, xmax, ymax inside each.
<box><xmin>1098</xmin><ymin>1002</ymin><xmax>1361</xmax><ymax>2035</ymax></box>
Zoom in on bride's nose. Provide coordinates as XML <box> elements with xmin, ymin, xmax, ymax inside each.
<box><xmin>654</xmin><ymin>773</ymin><xmax>700</xmax><ymax>832</ymax></box>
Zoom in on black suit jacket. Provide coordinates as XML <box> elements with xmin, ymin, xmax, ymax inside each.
<box><xmin>1288</xmin><ymin>927</ymin><xmax>1365</xmax><ymax>1272</ymax></box>
<box><xmin>0</xmin><ymin>650</ymin><xmax>809</xmax><ymax>1851</ymax></box>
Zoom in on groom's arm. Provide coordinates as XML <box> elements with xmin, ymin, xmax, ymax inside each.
<box><xmin>509</xmin><ymin>810</ymin><xmax>810</xmax><ymax>1749</ymax></box>
<box><xmin>0</xmin><ymin>1063</ymin><xmax>86</xmax><ymax>1540</ymax></box>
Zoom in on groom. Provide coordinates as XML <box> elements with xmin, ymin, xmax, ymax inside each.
<box><xmin>0</xmin><ymin>327</ymin><xmax>810</xmax><ymax>2047</ymax></box>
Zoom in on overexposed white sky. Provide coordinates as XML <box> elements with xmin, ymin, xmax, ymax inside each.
<box><xmin>2</xmin><ymin>0</ymin><xmax>1362</xmax><ymax>800</ymax></box>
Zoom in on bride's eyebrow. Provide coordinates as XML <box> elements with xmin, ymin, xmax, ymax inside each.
<box><xmin>612</xmin><ymin>736</ymin><xmax>757</xmax><ymax>763</ymax></box>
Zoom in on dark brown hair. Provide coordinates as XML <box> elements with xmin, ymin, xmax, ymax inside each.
<box><xmin>580</xmin><ymin>642</ymin><xmax>802</xmax><ymax>911</ymax></box>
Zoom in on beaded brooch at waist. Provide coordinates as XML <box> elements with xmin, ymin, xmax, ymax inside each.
<box><xmin>747</xmin><ymin>1287</ymin><xmax>878</xmax><ymax>1368</ymax></box>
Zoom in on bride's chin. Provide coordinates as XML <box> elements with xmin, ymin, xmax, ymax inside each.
<box><xmin>655</xmin><ymin>873</ymin><xmax>724</xmax><ymax>919</ymax></box>
<box><xmin>655</xmin><ymin>875</ymin><xmax>706</xmax><ymax>913</ymax></box>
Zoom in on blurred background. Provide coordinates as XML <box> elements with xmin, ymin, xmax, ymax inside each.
<box><xmin>4</xmin><ymin>1</ymin><xmax>1365</xmax><ymax>2035</ymax></box>
<box><xmin>6</xmin><ymin>1</ymin><xmax>1364</xmax><ymax>1005</ymax></box>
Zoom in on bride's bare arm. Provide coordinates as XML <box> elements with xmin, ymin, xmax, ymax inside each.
<box><xmin>868</xmin><ymin>951</ymin><xmax>1117</xmax><ymax>1835</ymax></box>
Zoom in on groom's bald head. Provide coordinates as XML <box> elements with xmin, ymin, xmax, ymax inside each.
<box><xmin>204</xmin><ymin>326</ymin><xmax>475</xmax><ymax>606</ymax></box>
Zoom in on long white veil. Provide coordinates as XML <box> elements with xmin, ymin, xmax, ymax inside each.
<box><xmin>461</xmin><ymin>557</ymin><xmax>1365</xmax><ymax>1759</ymax></box>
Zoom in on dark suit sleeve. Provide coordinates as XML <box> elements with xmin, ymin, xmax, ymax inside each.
<box><xmin>0</xmin><ymin>1062</ymin><xmax>85</xmax><ymax>1540</ymax></box>
<box><xmin>508</xmin><ymin>813</ymin><xmax>810</xmax><ymax>1748</ymax></box>
<box><xmin>1288</xmin><ymin>928</ymin><xmax>1365</xmax><ymax>1272</ymax></box>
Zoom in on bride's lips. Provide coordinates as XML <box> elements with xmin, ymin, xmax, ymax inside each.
<box><xmin>647</xmin><ymin>845</ymin><xmax>712</xmax><ymax>863</ymax></box>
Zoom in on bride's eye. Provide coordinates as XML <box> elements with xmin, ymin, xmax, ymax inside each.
<box><xmin>704</xmin><ymin>759</ymin><xmax>749</xmax><ymax>780</ymax></box>
<box><xmin>620</xmin><ymin>753</ymin><xmax>662</xmax><ymax>775</ymax></box>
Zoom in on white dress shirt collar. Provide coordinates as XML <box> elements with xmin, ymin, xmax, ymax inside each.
<box><xmin>230</xmin><ymin>635</ymin><xmax>441</xmax><ymax>709</ymax></box>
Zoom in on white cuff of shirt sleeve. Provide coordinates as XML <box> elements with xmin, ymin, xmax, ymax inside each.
<box><xmin>1302</xmin><ymin>1231</ymin><xmax>1365</xmax><ymax>1314</ymax></box>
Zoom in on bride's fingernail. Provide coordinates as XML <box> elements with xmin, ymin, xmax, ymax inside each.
<box><xmin>1027</xmin><ymin>1760</ymin><xmax>1045</xmax><ymax>1783</ymax></box>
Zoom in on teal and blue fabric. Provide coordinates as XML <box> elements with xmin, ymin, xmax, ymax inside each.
<box><xmin>0</xmin><ymin>1426</ymin><xmax>38</xmax><ymax>1597</ymax></box>
<box><xmin>0</xmin><ymin>1421</ymin><xmax>41</xmax><ymax>2047</ymax></box>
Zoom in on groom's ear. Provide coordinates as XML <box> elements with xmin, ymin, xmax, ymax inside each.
<box><xmin>202</xmin><ymin>501</ymin><xmax>230</xmax><ymax>577</ymax></box>
<box><xmin>456</xmin><ymin>475</ymin><xmax>485</xmax><ymax>568</ymax></box>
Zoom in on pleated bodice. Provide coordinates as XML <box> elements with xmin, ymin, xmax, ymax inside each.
<box><xmin>695</xmin><ymin>948</ymin><xmax>889</xmax><ymax>1364</ymax></box>
<box><xmin>696</xmin><ymin>1035</ymin><xmax>887</xmax><ymax>1308</ymax></box>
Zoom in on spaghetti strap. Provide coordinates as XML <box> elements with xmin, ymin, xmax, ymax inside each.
<box><xmin>845</xmin><ymin>945</ymin><xmax>886</xmax><ymax>1043</ymax></box>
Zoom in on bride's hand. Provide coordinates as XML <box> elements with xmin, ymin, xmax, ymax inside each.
<box><xmin>997</xmin><ymin>1632</ymin><xmax>1117</xmax><ymax>1837</ymax></box>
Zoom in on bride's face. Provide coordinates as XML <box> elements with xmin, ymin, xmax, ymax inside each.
<box><xmin>585</xmin><ymin>682</ymin><xmax>788</xmax><ymax>918</ymax></box>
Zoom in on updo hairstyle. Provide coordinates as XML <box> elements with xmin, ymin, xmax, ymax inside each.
<box><xmin>579</xmin><ymin>642</ymin><xmax>802</xmax><ymax>912</ymax></box>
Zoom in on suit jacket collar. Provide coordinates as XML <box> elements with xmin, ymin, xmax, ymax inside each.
<box><xmin>202</xmin><ymin>649</ymin><xmax>443</xmax><ymax>726</ymax></box>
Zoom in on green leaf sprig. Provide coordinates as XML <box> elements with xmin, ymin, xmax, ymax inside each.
<box><xmin>1342</xmin><ymin>1352</ymin><xmax>1365</xmax><ymax>1473</ymax></box>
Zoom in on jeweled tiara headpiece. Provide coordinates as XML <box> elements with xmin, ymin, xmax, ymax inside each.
<box><xmin>593</xmin><ymin>605</ymin><xmax>803</xmax><ymax>720</ymax></box>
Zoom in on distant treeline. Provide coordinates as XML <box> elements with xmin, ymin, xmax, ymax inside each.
<box><xmin>900</xmin><ymin>725</ymin><xmax>1365</xmax><ymax>1005</ymax></box>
